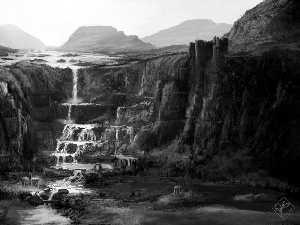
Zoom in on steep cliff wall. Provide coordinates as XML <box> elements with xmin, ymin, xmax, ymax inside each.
<box><xmin>162</xmin><ymin>37</ymin><xmax>300</xmax><ymax>185</ymax></box>
<box><xmin>77</xmin><ymin>54</ymin><xmax>189</xmax><ymax>153</ymax></box>
<box><xmin>0</xmin><ymin>62</ymin><xmax>72</xmax><ymax>170</ymax></box>
<box><xmin>67</xmin><ymin>39</ymin><xmax>300</xmax><ymax>185</ymax></box>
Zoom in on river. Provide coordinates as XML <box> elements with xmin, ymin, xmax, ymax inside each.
<box><xmin>0</xmin><ymin>49</ymin><xmax>120</xmax><ymax>67</ymax></box>
<box><xmin>0</xmin><ymin>177</ymin><xmax>95</xmax><ymax>225</ymax></box>
<box><xmin>0</xmin><ymin>49</ymin><xmax>117</xmax><ymax>224</ymax></box>
<box><xmin>1</xmin><ymin>200</ymin><xmax>71</xmax><ymax>225</ymax></box>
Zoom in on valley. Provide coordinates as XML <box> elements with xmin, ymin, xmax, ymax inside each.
<box><xmin>1</xmin><ymin>0</ymin><xmax>300</xmax><ymax>224</ymax></box>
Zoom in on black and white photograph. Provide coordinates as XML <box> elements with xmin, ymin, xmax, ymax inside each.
<box><xmin>0</xmin><ymin>0</ymin><xmax>300</xmax><ymax>224</ymax></box>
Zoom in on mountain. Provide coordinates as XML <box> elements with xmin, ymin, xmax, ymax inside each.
<box><xmin>0</xmin><ymin>24</ymin><xmax>45</xmax><ymax>50</ymax></box>
<box><xmin>141</xmin><ymin>19</ymin><xmax>232</xmax><ymax>47</ymax></box>
<box><xmin>224</xmin><ymin>0</ymin><xmax>300</xmax><ymax>54</ymax></box>
<box><xmin>60</xmin><ymin>26</ymin><xmax>155</xmax><ymax>52</ymax></box>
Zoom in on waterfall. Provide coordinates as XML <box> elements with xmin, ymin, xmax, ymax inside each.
<box><xmin>71</xmin><ymin>67</ymin><xmax>78</xmax><ymax>104</ymax></box>
<box><xmin>52</xmin><ymin>65</ymin><xmax>108</xmax><ymax>170</ymax></box>
<box><xmin>67</xmin><ymin>104</ymin><xmax>72</xmax><ymax>121</ymax></box>
<box><xmin>66</xmin><ymin>67</ymin><xmax>80</xmax><ymax>121</ymax></box>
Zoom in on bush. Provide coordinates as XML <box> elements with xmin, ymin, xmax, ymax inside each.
<box><xmin>200</xmin><ymin>150</ymin><xmax>253</xmax><ymax>181</ymax></box>
<box><xmin>134</xmin><ymin>130</ymin><xmax>157</xmax><ymax>155</ymax></box>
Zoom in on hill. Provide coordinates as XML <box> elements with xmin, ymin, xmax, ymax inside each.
<box><xmin>0</xmin><ymin>24</ymin><xmax>45</xmax><ymax>50</ymax></box>
<box><xmin>60</xmin><ymin>26</ymin><xmax>155</xmax><ymax>52</ymax></box>
<box><xmin>224</xmin><ymin>0</ymin><xmax>300</xmax><ymax>54</ymax></box>
<box><xmin>141</xmin><ymin>19</ymin><xmax>232</xmax><ymax>47</ymax></box>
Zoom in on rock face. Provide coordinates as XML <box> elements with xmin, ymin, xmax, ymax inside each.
<box><xmin>61</xmin><ymin>26</ymin><xmax>155</xmax><ymax>52</ymax></box>
<box><xmin>0</xmin><ymin>62</ymin><xmax>72</xmax><ymax>170</ymax></box>
<box><xmin>185</xmin><ymin>39</ymin><xmax>300</xmax><ymax>185</ymax></box>
<box><xmin>224</xmin><ymin>0</ymin><xmax>300</xmax><ymax>54</ymax></box>
<box><xmin>0</xmin><ymin>25</ymin><xmax>45</xmax><ymax>50</ymax></box>
<box><xmin>142</xmin><ymin>19</ymin><xmax>232</xmax><ymax>47</ymax></box>
<box><xmin>77</xmin><ymin>34</ymin><xmax>300</xmax><ymax>185</ymax></box>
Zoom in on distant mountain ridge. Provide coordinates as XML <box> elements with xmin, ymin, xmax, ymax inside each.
<box><xmin>141</xmin><ymin>19</ymin><xmax>232</xmax><ymax>47</ymax></box>
<box><xmin>60</xmin><ymin>26</ymin><xmax>155</xmax><ymax>52</ymax></box>
<box><xmin>223</xmin><ymin>0</ymin><xmax>300</xmax><ymax>54</ymax></box>
<box><xmin>0</xmin><ymin>24</ymin><xmax>45</xmax><ymax>50</ymax></box>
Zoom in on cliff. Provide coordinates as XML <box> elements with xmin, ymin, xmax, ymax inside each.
<box><xmin>183</xmin><ymin>39</ymin><xmax>300</xmax><ymax>185</ymax></box>
<box><xmin>0</xmin><ymin>62</ymin><xmax>72</xmax><ymax>170</ymax></box>
<box><xmin>77</xmin><ymin>36</ymin><xmax>300</xmax><ymax>186</ymax></box>
<box><xmin>61</xmin><ymin>26</ymin><xmax>155</xmax><ymax>52</ymax></box>
<box><xmin>224</xmin><ymin>0</ymin><xmax>300</xmax><ymax>54</ymax></box>
<box><xmin>142</xmin><ymin>19</ymin><xmax>232</xmax><ymax>47</ymax></box>
<box><xmin>0</xmin><ymin>25</ymin><xmax>45</xmax><ymax>50</ymax></box>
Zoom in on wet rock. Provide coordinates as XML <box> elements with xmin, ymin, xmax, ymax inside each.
<box><xmin>31</xmin><ymin>58</ymin><xmax>47</xmax><ymax>62</ymax></box>
<box><xmin>26</xmin><ymin>194</ymin><xmax>44</xmax><ymax>206</ymax></box>
<box><xmin>69</xmin><ymin>59</ymin><xmax>78</xmax><ymax>63</ymax></box>
<box><xmin>60</xmin><ymin>53</ymin><xmax>80</xmax><ymax>57</ymax></box>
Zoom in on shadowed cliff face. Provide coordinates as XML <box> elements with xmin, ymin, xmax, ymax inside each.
<box><xmin>76</xmin><ymin>45</ymin><xmax>300</xmax><ymax>185</ymax></box>
<box><xmin>77</xmin><ymin>54</ymin><xmax>188</xmax><ymax>105</ymax></box>
<box><xmin>178</xmin><ymin>40</ymin><xmax>300</xmax><ymax>184</ymax></box>
<box><xmin>0</xmin><ymin>62</ymin><xmax>72</xmax><ymax>170</ymax></box>
<box><xmin>224</xmin><ymin>0</ymin><xmax>300</xmax><ymax>55</ymax></box>
<box><xmin>77</xmin><ymin>53</ymin><xmax>189</xmax><ymax>144</ymax></box>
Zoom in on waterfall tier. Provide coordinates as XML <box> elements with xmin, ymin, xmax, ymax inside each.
<box><xmin>52</xmin><ymin>67</ymin><xmax>134</xmax><ymax>168</ymax></box>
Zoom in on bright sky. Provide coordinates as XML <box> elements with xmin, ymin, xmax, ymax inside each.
<box><xmin>0</xmin><ymin>0</ymin><xmax>263</xmax><ymax>46</ymax></box>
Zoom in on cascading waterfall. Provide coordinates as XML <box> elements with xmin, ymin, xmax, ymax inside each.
<box><xmin>67</xmin><ymin>67</ymin><xmax>80</xmax><ymax>121</ymax></box>
<box><xmin>71</xmin><ymin>67</ymin><xmax>78</xmax><ymax>104</ymax></box>
<box><xmin>67</xmin><ymin>105</ymin><xmax>72</xmax><ymax>121</ymax></box>
<box><xmin>52</xmin><ymin>66</ymin><xmax>108</xmax><ymax>168</ymax></box>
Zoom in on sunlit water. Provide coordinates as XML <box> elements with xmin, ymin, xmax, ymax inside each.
<box><xmin>1</xmin><ymin>50</ymin><xmax>107</xmax><ymax>224</ymax></box>
<box><xmin>47</xmin><ymin>179</ymin><xmax>94</xmax><ymax>195</ymax></box>
<box><xmin>18</xmin><ymin>205</ymin><xmax>71</xmax><ymax>225</ymax></box>
<box><xmin>0</xmin><ymin>50</ymin><xmax>120</xmax><ymax>67</ymax></box>
<box><xmin>4</xmin><ymin>179</ymin><xmax>94</xmax><ymax>224</ymax></box>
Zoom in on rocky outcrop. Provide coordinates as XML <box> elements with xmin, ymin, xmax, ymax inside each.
<box><xmin>224</xmin><ymin>0</ymin><xmax>300</xmax><ymax>54</ymax></box>
<box><xmin>0</xmin><ymin>62</ymin><xmax>72</xmax><ymax>170</ymax></box>
<box><xmin>60</xmin><ymin>26</ymin><xmax>155</xmax><ymax>52</ymax></box>
<box><xmin>170</xmin><ymin>37</ymin><xmax>300</xmax><ymax>184</ymax></box>
<box><xmin>0</xmin><ymin>24</ymin><xmax>45</xmax><ymax>50</ymax></box>
<box><xmin>142</xmin><ymin>19</ymin><xmax>232</xmax><ymax>47</ymax></box>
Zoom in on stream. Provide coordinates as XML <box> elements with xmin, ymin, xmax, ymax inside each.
<box><xmin>1</xmin><ymin>51</ymin><xmax>114</xmax><ymax>224</ymax></box>
<box><xmin>2</xmin><ymin>200</ymin><xmax>71</xmax><ymax>225</ymax></box>
<box><xmin>0</xmin><ymin>178</ymin><xmax>95</xmax><ymax>225</ymax></box>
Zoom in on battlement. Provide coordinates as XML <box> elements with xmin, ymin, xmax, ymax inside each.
<box><xmin>188</xmin><ymin>37</ymin><xmax>228</xmax><ymax>87</ymax></box>
<box><xmin>190</xmin><ymin>37</ymin><xmax>228</xmax><ymax>63</ymax></box>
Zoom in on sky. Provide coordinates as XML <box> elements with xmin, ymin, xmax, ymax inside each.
<box><xmin>0</xmin><ymin>0</ymin><xmax>263</xmax><ymax>46</ymax></box>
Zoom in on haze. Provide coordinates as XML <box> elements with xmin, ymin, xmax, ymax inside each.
<box><xmin>0</xmin><ymin>0</ymin><xmax>263</xmax><ymax>46</ymax></box>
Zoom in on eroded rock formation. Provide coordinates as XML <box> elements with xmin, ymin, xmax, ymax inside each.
<box><xmin>0</xmin><ymin>62</ymin><xmax>72</xmax><ymax>170</ymax></box>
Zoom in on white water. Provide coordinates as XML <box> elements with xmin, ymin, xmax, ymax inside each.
<box><xmin>18</xmin><ymin>205</ymin><xmax>71</xmax><ymax>225</ymax></box>
<box><xmin>52</xmin><ymin>65</ymin><xmax>106</xmax><ymax>169</ymax></box>
<box><xmin>0</xmin><ymin>50</ymin><xmax>120</xmax><ymax>66</ymax></box>
<box><xmin>72</xmin><ymin>67</ymin><xmax>78</xmax><ymax>104</ymax></box>
<box><xmin>66</xmin><ymin>66</ymin><xmax>81</xmax><ymax>121</ymax></box>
